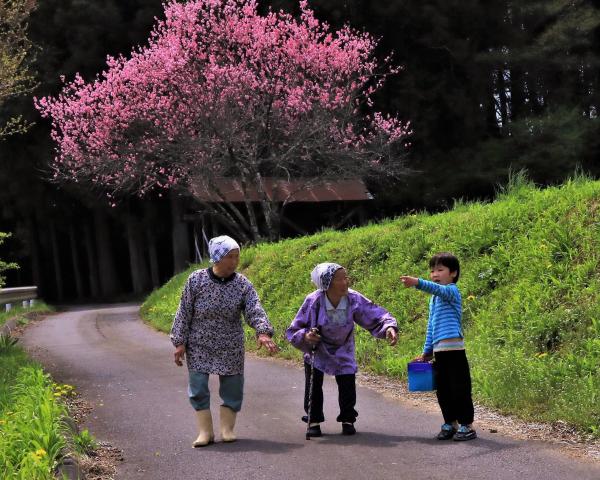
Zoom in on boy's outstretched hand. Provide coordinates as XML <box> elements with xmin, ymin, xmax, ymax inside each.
<box><xmin>386</xmin><ymin>327</ymin><xmax>398</xmax><ymax>346</ymax></box>
<box><xmin>400</xmin><ymin>276</ymin><xmax>418</xmax><ymax>288</ymax></box>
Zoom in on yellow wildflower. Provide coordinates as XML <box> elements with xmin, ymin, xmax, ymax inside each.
<box><xmin>29</xmin><ymin>448</ymin><xmax>47</xmax><ymax>463</ymax></box>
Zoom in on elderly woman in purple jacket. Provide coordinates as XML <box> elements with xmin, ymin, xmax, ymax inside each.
<box><xmin>286</xmin><ymin>262</ymin><xmax>398</xmax><ymax>437</ymax></box>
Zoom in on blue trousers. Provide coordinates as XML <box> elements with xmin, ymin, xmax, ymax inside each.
<box><xmin>188</xmin><ymin>371</ymin><xmax>244</xmax><ymax>412</ymax></box>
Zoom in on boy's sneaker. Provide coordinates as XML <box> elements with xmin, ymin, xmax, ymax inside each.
<box><xmin>342</xmin><ymin>422</ymin><xmax>356</xmax><ymax>435</ymax></box>
<box><xmin>453</xmin><ymin>425</ymin><xmax>477</xmax><ymax>441</ymax></box>
<box><xmin>436</xmin><ymin>423</ymin><xmax>457</xmax><ymax>440</ymax></box>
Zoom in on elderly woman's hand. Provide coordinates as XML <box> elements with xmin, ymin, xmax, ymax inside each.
<box><xmin>257</xmin><ymin>334</ymin><xmax>279</xmax><ymax>354</ymax></box>
<box><xmin>174</xmin><ymin>345</ymin><xmax>186</xmax><ymax>366</ymax></box>
<box><xmin>304</xmin><ymin>328</ymin><xmax>321</xmax><ymax>346</ymax></box>
<box><xmin>386</xmin><ymin>327</ymin><xmax>398</xmax><ymax>346</ymax></box>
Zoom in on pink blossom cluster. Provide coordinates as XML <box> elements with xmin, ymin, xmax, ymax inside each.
<box><xmin>35</xmin><ymin>0</ymin><xmax>409</xmax><ymax>194</ymax></box>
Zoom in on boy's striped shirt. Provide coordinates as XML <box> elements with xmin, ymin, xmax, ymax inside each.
<box><xmin>416</xmin><ymin>279</ymin><xmax>463</xmax><ymax>354</ymax></box>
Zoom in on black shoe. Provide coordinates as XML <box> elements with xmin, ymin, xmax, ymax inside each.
<box><xmin>453</xmin><ymin>425</ymin><xmax>477</xmax><ymax>441</ymax></box>
<box><xmin>436</xmin><ymin>423</ymin><xmax>457</xmax><ymax>440</ymax></box>
<box><xmin>342</xmin><ymin>423</ymin><xmax>356</xmax><ymax>435</ymax></box>
<box><xmin>306</xmin><ymin>424</ymin><xmax>322</xmax><ymax>437</ymax></box>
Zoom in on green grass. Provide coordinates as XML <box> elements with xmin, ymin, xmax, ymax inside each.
<box><xmin>0</xmin><ymin>302</ymin><xmax>53</xmax><ymax>329</ymax></box>
<box><xmin>0</xmin><ymin>304</ymin><xmax>92</xmax><ymax>479</ymax></box>
<box><xmin>0</xmin><ymin>345</ymin><xmax>67</xmax><ymax>479</ymax></box>
<box><xmin>141</xmin><ymin>175</ymin><xmax>600</xmax><ymax>436</ymax></box>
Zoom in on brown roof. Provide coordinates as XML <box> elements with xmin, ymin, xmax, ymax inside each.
<box><xmin>191</xmin><ymin>178</ymin><xmax>373</xmax><ymax>203</ymax></box>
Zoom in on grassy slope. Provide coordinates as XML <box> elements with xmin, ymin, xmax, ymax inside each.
<box><xmin>141</xmin><ymin>177</ymin><xmax>600</xmax><ymax>435</ymax></box>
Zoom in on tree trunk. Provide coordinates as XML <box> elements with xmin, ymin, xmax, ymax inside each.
<box><xmin>49</xmin><ymin>222</ymin><xmax>64</xmax><ymax>302</ymax></box>
<box><xmin>146</xmin><ymin>228</ymin><xmax>160</xmax><ymax>288</ymax></box>
<box><xmin>83</xmin><ymin>222</ymin><xmax>101</xmax><ymax>299</ymax></box>
<box><xmin>202</xmin><ymin>214</ymin><xmax>212</xmax><ymax>259</ymax></box>
<box><xmin>253</xmin><ymin>171</ymin><xmax>280</xmax><ymax>241</ymax></box>
<box><xmin>125</xmin><ymin>215</ymin><xmax>151</xmax><ymax>294</ymax></box>
<box><xmin>509</xmin><ymin>66</ymin><xmax>527</xmax><ymax>121</ymax></box>
<box><xmin>68</xmin><ymin>224</ymin><xmax>85</xmax><ymax>299</ymax></box>
<box><xmin>211</xmin><ymin>202</ymin><xmax>252</xmax><ymax>242</ymax></box>
<box><xmin>94</xmin><ymin>208</ymin><xmax>121</xmax><ymax>297</ymax></box>
<box><xmin>239</xmin><ymin>173</ymin><xmax>261</xmax><ymax>241</ymax></box>
<box><xmin>170</xmin><ymin>192</ymin><xmax>190</xmax><ymax>274</ymax></box>
<box><xmin>485</xmin><ymin>70</ymin><xmax>500</xmax><ymax>135</ymax></box>
<box><xmin>497</xmin><ymin>68</ymin><xmax>509</xmax><ymax>129</ymax></box>
<box><xmin>192</xmin><ymin>178</ymin><xmax>255</xmax><ymax>242</ymax></box>
<box><xmin>26</xmin><ymin>216</ymin><xmax>41</xmax><ymax>288</ymax></box>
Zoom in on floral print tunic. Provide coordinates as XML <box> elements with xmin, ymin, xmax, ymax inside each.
<box><xmin>170</xmin><ymin>268</ymin><xmax>274</xmax><ymax>375</ymax></box>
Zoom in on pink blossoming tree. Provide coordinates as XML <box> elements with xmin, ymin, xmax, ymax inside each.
<box><xmin>36</xmin><ymin>0</ymin><xmax>410</xmax><ymax>241</ymax></box>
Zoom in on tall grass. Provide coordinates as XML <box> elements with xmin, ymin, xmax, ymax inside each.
<box><xmin>141</xmin><ymin>177</ymin><xmax>600</xmax><ymax>435</ymax></box>
<box><xmin>0</xmin><ymin>302</ymin><xmax>84</xmax><ymax>479</ymax></box>
<box><xmin>0</xmin><ymin>345</ymin><xmax>69</xmax><ymax>479</ymax></box>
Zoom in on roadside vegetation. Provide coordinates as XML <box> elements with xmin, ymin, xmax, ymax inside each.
<box><xmin>141</xmin><ymin>175</ymin><xmax>600</xmax><ymax>436</ymax></box>
<box><xmin>0</xmin><ymin>305</ymin><xmax>97</xmax><ymax>478</ymax></box>
<box><xmin>0</xmin><ymin>302</ymin><xmax>53</xmax><ymax>329</ymax></box>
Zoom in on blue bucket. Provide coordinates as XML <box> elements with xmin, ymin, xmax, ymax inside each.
<box><xmin>407</xmin><ymin>361</ymin><xmax>436</xmax><ymax>392</ymax></box>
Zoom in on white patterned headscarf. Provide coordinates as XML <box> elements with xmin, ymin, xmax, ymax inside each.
<box><xmin>208</xmin><ymin>235</ymin><xmax>240</xmax><ymax>263</ymax></box>
<box><xmin>311</xmin><ymin>263</ymin><xmax>344</xmax><ymax>291</ymax></box>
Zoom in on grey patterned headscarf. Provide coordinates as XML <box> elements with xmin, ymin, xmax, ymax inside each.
<box><xmin>311</xmin><ymin>262</ymin><xmax>344</xmax><ymax>291</ymax></box>
<box><xmin>208</xmin><ymin>235</ymin><xmax>240</xmax><ymax>263</ymax></box>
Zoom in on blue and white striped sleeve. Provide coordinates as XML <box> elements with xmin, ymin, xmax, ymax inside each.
<box><xmin>416</xmin><ymin>279</ymin><xmax>460</xmax><ymax>304</ymax></box>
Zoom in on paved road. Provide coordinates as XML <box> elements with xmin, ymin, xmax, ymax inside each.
<box><xmin>22</xmin><ymin>306</ymin><xmax>600</xmax><ymax>480</ymax></box>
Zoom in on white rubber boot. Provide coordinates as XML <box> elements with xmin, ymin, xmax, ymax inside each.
<box><xmin>192</xmin><ymin>409</ymin><xmax>214</xmax><ymax>447</ymax></box>
<box><xmin>220</xmin><ymin>406</ymin><xmax>237</xmax><ymax>443</ymax></box>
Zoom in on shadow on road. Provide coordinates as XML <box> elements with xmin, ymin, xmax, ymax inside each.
<box><xmin>314</xmin><ymin>431</ymin><xmax>518</xmax><ymax>456</ymax></box>
<box><xmin>206</xmin><ymin>439</ymin><xmax>303</xmax><ymax>454</ymax></box>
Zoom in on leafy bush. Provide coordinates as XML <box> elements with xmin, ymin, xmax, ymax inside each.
<box><xmin>0</xmin><ymin>232</ymin><xmax>18</xmax><ymax>288</ymax></box>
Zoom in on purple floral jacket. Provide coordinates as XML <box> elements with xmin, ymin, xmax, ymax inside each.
<box><xmin>286</xmin><ymin>289</ymin><xmax>397</xmax><ymax>375</ymax></box>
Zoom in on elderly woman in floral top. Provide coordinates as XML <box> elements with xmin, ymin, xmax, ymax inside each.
<box><xmin>286</xmin><ymin>263</ymin><xmax>398</xmax><ymax>437</ymax></box>
<box><xmin>171</xmin><ymin>235</ymin><xmax>278</xmax><ymax>447</ymax></box>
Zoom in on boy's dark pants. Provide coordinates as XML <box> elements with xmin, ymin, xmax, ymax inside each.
<box><xmin>433</xmin><ymin>350</ymin><xmax>474</xmax><ymax>425</ymax></box>
<box><xmin>304</xmin><ymin>363</ymin><xmax>358</xmax><ymax>423</ymax></box>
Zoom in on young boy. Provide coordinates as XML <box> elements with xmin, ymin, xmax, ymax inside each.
<box><xmin>400</xmin><ymin>252</ymin><xmax>476</xmax><ymax>441</ymax></box>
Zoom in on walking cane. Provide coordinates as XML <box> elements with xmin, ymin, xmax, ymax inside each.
<box><xmin>306</xmin><ymin>326</ymin><xmax>320</xmax><ymax>440</ymax></box>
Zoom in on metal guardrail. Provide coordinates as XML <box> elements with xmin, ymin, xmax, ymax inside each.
<box><xmin>0</xmin><ymin>286</ymin><xmax>38</xmax><ymax>311</ymax></box>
